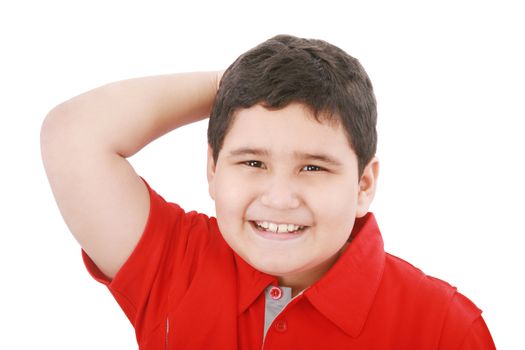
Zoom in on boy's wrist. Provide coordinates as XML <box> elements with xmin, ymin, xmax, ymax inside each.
<box><xmin>216</xmin><ymin>70</ymin><xmax>225</xmax><ymax>91</ymax></box>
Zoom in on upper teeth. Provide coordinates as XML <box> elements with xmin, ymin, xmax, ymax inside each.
<box><xmin>255</xmin><ymin>221</ymin><xmax>303</xmax><ymax>233</ymax></box>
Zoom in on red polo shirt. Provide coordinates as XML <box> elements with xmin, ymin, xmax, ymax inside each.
<box><xmin>83</xmin><ymin>182</ymin><xmax>496</xmax><ymax>349</ymax></box>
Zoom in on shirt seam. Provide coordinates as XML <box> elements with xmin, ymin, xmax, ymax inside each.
<box><xmin>108</xmin><ymin>285</ymin><xmax>139</xmax><ymax>323</ymax></box>
<box><xmin>457</xmin><ymin>315</ymin><xmax>483</xmax><ymax>350</ymax></box>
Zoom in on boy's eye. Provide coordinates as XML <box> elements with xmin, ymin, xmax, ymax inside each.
<box><xmin>243</xmin><ymin>160</ymin><xmax>265</xmax><ymax>168</ymax></box>
<box><xmin>302</xmin><ymin>165</ymin><xmax>323</xmax><ymax>172</ymax></box>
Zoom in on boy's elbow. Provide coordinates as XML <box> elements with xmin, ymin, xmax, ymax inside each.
<box><xmin>41</xmin><ymin>104</ymin><xmax>67</xmax><ymax>153</ymax></box>
<box><xmin>40</xmin><ymin>102</ymin><xmax>80</xmax><ymax>154</ymax></box>
<box><xmin>40</xmin><ymin>102</ymin><xmax>81</xmax><ymax>166</ymax></box>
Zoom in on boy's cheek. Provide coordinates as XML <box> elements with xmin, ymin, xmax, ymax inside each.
<box><xmin>213</xmin><ymin>177</ymin><xmax>251</xmax><ymax>214</ymax></box>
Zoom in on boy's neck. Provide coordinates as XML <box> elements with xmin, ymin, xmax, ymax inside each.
<box><xmin>278</xmin><ymin>242</ymin><xmax>349</xmax><ymax>297</ymax></box>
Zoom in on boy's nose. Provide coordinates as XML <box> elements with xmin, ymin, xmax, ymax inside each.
<box><xmin>260</xmin><ymin>176</ymin><xmax>301</xmax><ymax>210</ymax></box>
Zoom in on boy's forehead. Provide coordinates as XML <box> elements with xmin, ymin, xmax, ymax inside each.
<box><xmin>228</xmin><ymin>103</ymin><xmax>342</xmax><ymax>135</ymax></box>
<box><xmin>222</xmin><ymin>103</ymin><xmax>355</xmax><ymax>156</ymax></box>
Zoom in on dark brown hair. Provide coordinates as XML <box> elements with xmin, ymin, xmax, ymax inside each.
<box><xmin>208</xmin><ymin>34</ymin><xmax>377</xmax><ymax>177</ymax></box>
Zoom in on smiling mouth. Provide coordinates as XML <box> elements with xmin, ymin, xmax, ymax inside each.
<box><xmin>251</xmin><ymin>220</ymin><xmax>307</xmax><ymax>234</ymax></box>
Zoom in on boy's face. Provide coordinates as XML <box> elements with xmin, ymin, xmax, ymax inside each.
<box><xmin>207</xmin><ymin>103</ymin><xmax>378</xmax><ymax>288</ymax></box>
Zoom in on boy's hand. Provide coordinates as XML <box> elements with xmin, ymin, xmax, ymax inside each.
<box><xmin>41</xmin><ymin>72</ymin><xmax>219</xmax><ymax>279</ymax></box>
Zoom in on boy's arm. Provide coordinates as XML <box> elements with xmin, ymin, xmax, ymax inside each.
<box><xmin>41</xmin><ymin>72</ymin><xmax>219</xmax><ymax>280</ymax></box>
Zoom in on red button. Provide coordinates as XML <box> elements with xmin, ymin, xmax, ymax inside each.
<box><xmin>269</xmin><ymin>286</ymin><xmax>283</xmax><ymax>300</ymax></box>
<box><xmin>274</xmin><ymin>320</ymin><xmax>287</xmax><ymax>332</ymax></box>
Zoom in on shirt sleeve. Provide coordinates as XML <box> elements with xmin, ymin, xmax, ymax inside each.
<box><xmin>81</xmin><ymin>179</ymin><xmax>212</xmax><ymax>343</ymax></box>
<box><xmin>459</xmin><ymin>316</ymin><xmax>496</xmax><ymax>350</ymax></box>
<box><xmin>439</xmin><ymin>292</ymin><xmax>496</xmax><ymax>349</ymax></box>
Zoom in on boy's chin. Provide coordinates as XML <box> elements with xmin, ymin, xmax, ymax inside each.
<box><xmin>243</xmin><ymin>255</ymin><xmax>301</xmax><ymax>277</ymax></box>
<box><xmin>246</xmin><ymin>256</ymin><xmax>321</xmax><ymax>281</ymax></box>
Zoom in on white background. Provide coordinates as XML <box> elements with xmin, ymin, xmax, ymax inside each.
<box><xmin>1</xmin><ymin>0</ymin><xmax>523</xmax><ymax>348</ymax></box>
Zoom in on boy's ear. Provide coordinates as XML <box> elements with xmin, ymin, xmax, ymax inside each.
<box><xmin>356</xmin><ymin>157</ymin><xmax>379</xmax><ymax>218</ymax></box>
<box><xmin>207</xmin><ymin>146</ymin><xmax>217</xmax><ymax>200</ymax></box>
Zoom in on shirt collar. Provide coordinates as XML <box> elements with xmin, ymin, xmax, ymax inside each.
<box><xmin>304</xmin><ymin>212</ymin><xmax>385</xmax><ymax>338</ymax></box>
<box><xmin>235</xmin><ymin>253</ymin><xmax>276</xmax><ymax>315</ymax></box>
<box><xmin>234</xmin><ymin>212</ymin><xmax>385</xmax><ymax>338</ymax></box>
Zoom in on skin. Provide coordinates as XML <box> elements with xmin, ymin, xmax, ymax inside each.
<box><xmin>41</xmin><ymin>72</ymin><xmax>219</xmax><ymax>279</ymax></box>
<box><xmin>208</xmin><ymin>103</ymin><xmax>379</xmax><ymax>296</ymax></box>
<box><xmin>41</xmin><ymin>70</ymin><xmax>378</xmax><ymax>296</ymax></box>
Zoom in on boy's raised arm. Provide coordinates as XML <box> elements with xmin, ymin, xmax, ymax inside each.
<box><xmin>41</xmin><ymin>72</ymin><xmax>219</xmax><ymax>279</ymax></box>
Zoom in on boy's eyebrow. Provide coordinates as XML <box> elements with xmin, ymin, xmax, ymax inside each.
<box><xmin>294</xmin><ymin>151</ymin><xmax>343</xmax><ymax>167</ymax></box>
<box><xmin>227</xmin><ymin>147</ymin><xmax>342</xmax><ymax>167</ymax></box>
<box><xmin>228</xmin><ymin>147</ymin><xmax>270</xmax><ymax>158</ymax></box>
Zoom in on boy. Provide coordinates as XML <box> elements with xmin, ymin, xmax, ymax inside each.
<box><xmin>41</xmin><ymin>35</ymin><xmax>496</xmax><ymax>349</ymax></box>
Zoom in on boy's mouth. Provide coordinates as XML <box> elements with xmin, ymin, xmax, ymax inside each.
<box><xmin>251</xmin><ymin>220</ymin><xmax>306</xmax><ymax>234</ymax></box>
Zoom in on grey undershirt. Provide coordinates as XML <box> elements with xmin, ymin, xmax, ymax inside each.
<box><xmin>263</xmin><ymin>285</ymin><xmax>292</xmax><ymax>337</ymax></box>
